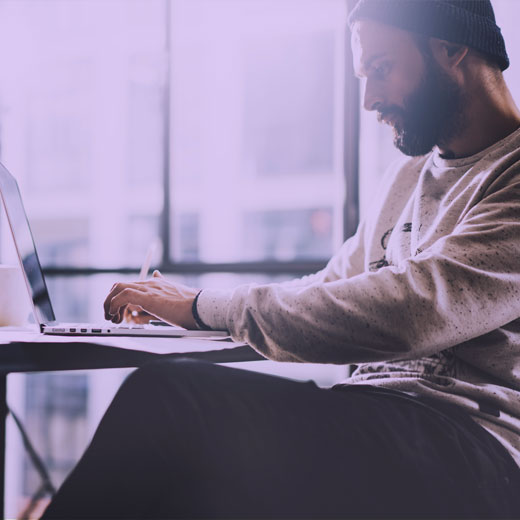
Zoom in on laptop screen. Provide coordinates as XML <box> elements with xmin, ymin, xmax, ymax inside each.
<box><xmin>0</xmin><ymin>163</ymin><xmax>56</xmax><ymax>324</ymax></box>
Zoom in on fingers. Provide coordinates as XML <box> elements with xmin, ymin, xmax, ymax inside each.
<box><xmin>123</xmin><ymin>305</ymin><xmax>153</xmax><ymax>325</ymax></box>
<box><xmin>109</xmin><ymin>288</ymin><xmax>140</xmax><ymax>317</ymax></box>
<box><xmin>123</xmin><ymin>305</ymin><xmax>140</xmax><ymax>323</ymax></box>
<box><xmin>109</xmin><ymin>288</ymin><xmax>148</xmax><ymax>323</ymax></box>
<box><xmin>104</xmin><ymin>283</ymin><xmax>127</xmax><ymax>318</ymax></box>
<box><xmin>130</xmin><ymin>312</ymin><xmax>153</xmax><ymax>325</ymax></box>
<box><xmin>104</xmin><ymin>282</ymin><xmax>147</xmax><ymax>319</ymax></box>
<box><xmin>115</xmin><ymin>304</ymin><xmax>127</xmax><ymax>324</ymax></box>
<box><xmin>103</xmin><ymin>273</ymin><xmax>167</xmax><ymax>322</ymax></box>
<box><xmin>104</xmin><ymin>287</ymin><xmax>142</xmax><ymax>321</ymax></box>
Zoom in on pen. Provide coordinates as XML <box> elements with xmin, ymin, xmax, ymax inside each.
<box><xmin>132</xmin><ymin>240</ymin><xmax>161</xmax><ymax>319</ymax></box>
<box><xmin>139</xmin><ymin>239</ymin><xmax>160</xmax><ymax>281</ymax></box>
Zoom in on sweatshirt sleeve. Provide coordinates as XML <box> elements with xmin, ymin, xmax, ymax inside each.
<box><xmin>198</xmin><ymin>171</ymin><xmax>520</xmax><ymax>364</ymax></box>
<box><xmin>197</xmin><ymin>219</ymin><xmax>367</xmax><ymax>329</ymax></box>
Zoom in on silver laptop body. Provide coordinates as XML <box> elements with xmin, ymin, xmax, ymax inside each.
<box><xmin>0</xmin><ymin>162</ymin><xmax>227</xmax><ymax>338</ymax></box>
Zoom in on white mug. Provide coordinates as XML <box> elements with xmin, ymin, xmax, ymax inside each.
<box><xmin>0</xmin><ymin>264</ymin><xmax>32</xmax><ymax>326</ymax></box>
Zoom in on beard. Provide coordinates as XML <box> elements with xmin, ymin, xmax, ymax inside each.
<box><xmin>378</xmin><ymin>59</ymin><xmax>466</xmax><ymax>157</ymax></box>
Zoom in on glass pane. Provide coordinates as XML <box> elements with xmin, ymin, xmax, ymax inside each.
<box><xmin>495</xmin><ymin>0</ymin><xmax>520</xmax><ymax>100</ymax></box>
<box><xmin>0</xmin><ymin>0</ymin><xmax>168</xmax><ymax>269</ymax></box>
<box><xmin>243</xmin><ymin>208</ymin><xmax>333</xmax><ymax>261</ymax></box>
<box><xmin>169</xmin><ymin>0</ymin><xmax>347</xmax><ymax>263</ymax></box>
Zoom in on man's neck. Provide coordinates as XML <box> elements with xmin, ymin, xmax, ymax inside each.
<box><xmin>438</xmin><ymin>80</ymin><xmax>520</xmax><ymax>159</ymax></box>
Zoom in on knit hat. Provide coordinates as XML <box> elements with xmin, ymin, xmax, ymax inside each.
<box><xmin>348</xmin><ymin>0</ymin><xmax>509</xmax><ymax>71</ymax></box>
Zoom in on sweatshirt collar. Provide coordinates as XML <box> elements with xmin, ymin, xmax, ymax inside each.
<box><xmin>432</xmin><ymin>125</ymin><xmax>520</xmax><ymax>169</ymax></box>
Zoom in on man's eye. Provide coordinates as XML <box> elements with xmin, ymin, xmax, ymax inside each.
<box><xmin>373</xmin><ymin>63</ymin><xmax>390</xmax><ymax>79</ymax></box>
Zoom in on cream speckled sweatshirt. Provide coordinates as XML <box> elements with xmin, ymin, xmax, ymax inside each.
<box><xmin>197</xmin><ymin>127</ymin><xmax>520</xmax><ymax>466</ymax></box>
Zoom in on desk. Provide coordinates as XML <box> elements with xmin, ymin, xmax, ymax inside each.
<box><xmin>0</xmin><ymin>331</ymin><xmax>263</xmax><ymax>519</ymax></box>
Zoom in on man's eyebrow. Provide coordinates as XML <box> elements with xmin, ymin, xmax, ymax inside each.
<box><xmin>356</xmin><ymin>52</ymin><xmax>389</xmax><ymax>77</ymax></box>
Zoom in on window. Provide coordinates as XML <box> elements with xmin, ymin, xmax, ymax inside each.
<box><xmin>1</xmin><ymin>2</ymin><xmax>356</xmax><ymax>517</ymax></box>
<box><xmin>168</xmin><ymin>1</ymin><xmax>348</xmax><ymax>264</ymax></box>
<box><xmin>0</xmin><ymin>0</ymin><xmax>352</xmax><ymax>277</ymax></box>
<box><xmin>168</xmin><ymin>0</ymin><xmax>350</xmax><ymax>266</ymax></box>
<box><xmin>0</xmin><ymin>0</ymin><xmax>168</xmax><ymax>271</ymax></box>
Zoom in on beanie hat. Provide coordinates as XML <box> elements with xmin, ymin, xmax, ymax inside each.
<box><xmin>348</xmin><ymin>0</ymin><xmax>509</xmax><ymax>71</ymax></box>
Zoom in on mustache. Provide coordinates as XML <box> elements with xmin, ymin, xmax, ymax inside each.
<box><xmin>377</xmin><ymin>106</ymin><xmax>405</xmax><ymax>124</ymax></box>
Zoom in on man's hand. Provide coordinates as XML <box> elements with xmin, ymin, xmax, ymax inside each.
<box><xmin>122</xmin><ymin>305</ymin><xmax>153</xmax><ymax>325</ymax></box>
<box><xmin>103</xmin><ymin>270</ymin><xmax>199</xmax><ymax>329</ymax></box>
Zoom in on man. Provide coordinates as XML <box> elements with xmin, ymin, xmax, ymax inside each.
<box><xmin>44</xmin><ymin>0</ymin><xmax>520</xmax><ymax>518</ymax></box>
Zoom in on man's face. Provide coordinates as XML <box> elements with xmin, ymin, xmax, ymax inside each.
<box><xmin>351</xmin><ymin>20</ymin><xmax>464</xmax><ymax>156</ymax></box>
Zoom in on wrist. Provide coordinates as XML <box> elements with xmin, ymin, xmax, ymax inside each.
<box><xmin>194</xmin><ymin>289</ymin><xmax>232</xmax><ymax>331</ymax></box>
<box><xmin>191</xmin><ymin>290</ymin><xmax>212</xmax><ymax>330</ymax></box>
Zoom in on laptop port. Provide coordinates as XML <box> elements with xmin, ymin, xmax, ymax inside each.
<box><xmin>92</xmin><ymin>329</ymin><xmax>102</xmax><ymax>333</ymax></box>
<box><xmin>69</xmin><ymin>328</ymin><xmax>76</xmax><ymax>333</ymax></box>
<box><xmin>80</xmin><ymin>329</ymin><xmax>87</xmax><ymax>333</ymax></box>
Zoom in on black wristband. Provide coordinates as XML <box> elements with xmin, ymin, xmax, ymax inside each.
<box><xmin>191</xmin><ymin>290</ymin><xmax>212</xmax><ymax>331</ymax></box>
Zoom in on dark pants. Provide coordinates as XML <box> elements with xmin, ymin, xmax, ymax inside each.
<box><xmin>42</xmin><ymin>359</ymin><xmax>520</xmax><ymax>519</ymax></box>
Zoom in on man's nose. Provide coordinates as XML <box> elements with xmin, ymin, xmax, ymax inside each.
<box><xmin>363</xmin><ymin>80</ymin><xmax>384</xmax><ymax>112</ymax></box>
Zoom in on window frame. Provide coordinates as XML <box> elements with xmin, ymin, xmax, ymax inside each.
<box><xmin>40</xmin><ymin>1</ymin><xmax>360</xmax><ymax>280</ymax></box>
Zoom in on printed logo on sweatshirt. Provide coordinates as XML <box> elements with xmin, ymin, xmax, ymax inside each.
<box><xmin>369</xmin><ymin>223</ymin><xmax>413</xmax><ymax>271</ymax></box>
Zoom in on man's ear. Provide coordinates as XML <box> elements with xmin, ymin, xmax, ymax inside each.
<box><xmin>429</xmin><ymin>38</ymin><xmax>469</xmax><ymax>72</ymax></box>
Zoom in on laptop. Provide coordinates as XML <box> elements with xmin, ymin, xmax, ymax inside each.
<box><xmin>0</xmin><ymin>162</ymin><xmax>228</xmax><ymax>338</ymax></box>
